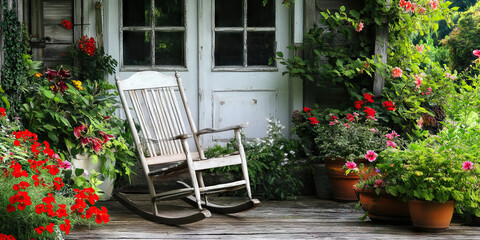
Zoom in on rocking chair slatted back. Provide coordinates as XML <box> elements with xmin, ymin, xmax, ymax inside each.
<box><xmin>116</xmin><ymin>72</ymin><xmax>190</xmax><ymax>164</ymax></box>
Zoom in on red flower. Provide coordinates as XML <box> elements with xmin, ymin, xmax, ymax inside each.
<box><xmin>0</xmin><ymin>107</ymin><xmax>6</xmax><ymax>117</ymax></box>
<box><xmin>346</xmin><ymin>114</ymin><xmax>354</xmax><ymax>122</ymax></box>
<box><xmin>6</xmin><ymin>204</ymin><xmax>16</xmax><ymax>213</ymax></box>
<box><xmin>46</xmin><ymin>223</ymin><xmax>55</xmax><ymax>233</ymax></box>
<box><xmin>99</xmin><ymin>131</ymin><xmax>115</xmax><ymax>144</ymax></box>
<box><xmin>13</xmin><ymin>140</ymin><xmax>21</xmax><ymax>146</ymax></box>
<box><xmin>60</xmin><ymin>20</ymin><xmax>73</xmax><ymax>30</ymax></box>
<box><xmin>364</xmin><ymin>107</ymin><xmax>376</xmax><ymax>119</ymax></box>
<box><xmin>60</xmin><ymin>219</ymin><xmax>71</xmax><ymax>235</ymax></box>
<box><xmin>35</xmin><ymin>204</ymin><xmax>46</xmax><ymax>214</ymax></box>
<box><xmin>382</xmin><ymin>101</ymin><xmax>396</xmax><ymax>111</ymax></box>
<box><xmin>309</xmin><ymin>117</ymin><xmax>319</xmax><ymax>125</ymax></box>
<box><xmin>34</xmin><ymin>226</ymin><xmax>45</xmax><ymax>235</ymax></box>
<box><xmin>303</xmin><ymin>107</ymin><xmax>311</xmax><ymax>113</ymax></box>
<box><xmin>354</xmin><ymin>100</ymin><xmax>363</xmax><ymax>110</ymax></box>
<box><xmin>363</xmin><ymin>93</ymin><xmax>374</xmax><ymax>103</ymax></box>
<box><xmin>53</xmin><ymin>177</ymin><xmax>65</xmax><ymax>190</ymax></box>
<box><xmin>78</xmin><ymin>35</ymin><xmax>96</xmax><ymax>56</ymax></box>
<box><xmin>95</xmin><ymin>207</ymin><xmax>110</xmax><ymax>224</ymax></box>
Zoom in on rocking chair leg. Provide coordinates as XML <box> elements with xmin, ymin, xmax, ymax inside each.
<box><xmin>182</xmin><ymin>195</ymin><xmax>260</xmax><ymax>214</ymax></box>
<box><xmin>114</xmin><ymin>192</ymin><xmax>211</xmax><ymax>225</ymax></box>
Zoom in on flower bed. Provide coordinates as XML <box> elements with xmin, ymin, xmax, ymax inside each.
<box><xmin>0</xmin><ymin>111</ymin><xmax>109</xmax><ymax>239</ymax></box>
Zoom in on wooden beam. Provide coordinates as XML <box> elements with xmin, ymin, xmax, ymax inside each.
<box><xmin>373</xmin><ymin>0</ymin><xmax>391</xmax><ymax>96</ymax></box>
<box><xmin>95</xmin><ymin>0</ymin><xmax>103</xmax><ymax>49</ymax></box>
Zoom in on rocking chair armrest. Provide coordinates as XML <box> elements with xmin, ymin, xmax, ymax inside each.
<box><xmin>196</xmin><ymin>124</ymin><xmax>248</xmax><ymax>136</ymax></box>
<box><xmin>148</xmin><ymin>133</ymin><xmax>191</xmax><ymax>142</ymax></box>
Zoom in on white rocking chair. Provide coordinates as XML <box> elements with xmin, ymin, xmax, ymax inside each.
<box><xmin>114</xmin><ymin>71</ymin><xmax>259</xmax><ymax>225</ymax></box>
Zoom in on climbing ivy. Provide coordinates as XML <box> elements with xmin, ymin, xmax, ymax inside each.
<box><xmin>0</xmin><ymin>2</ymin><xmax>26</xmax><ymax>116</ymax></box>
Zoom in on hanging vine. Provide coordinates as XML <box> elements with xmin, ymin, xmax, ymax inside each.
<box><xmin>1</xmin><ymin>2</ymin><xmax>25</xmax><ymax>116</ymax></box>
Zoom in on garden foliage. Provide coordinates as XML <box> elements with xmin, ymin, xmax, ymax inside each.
<box><xmin>205</xmin><ymin>118</ymin><xmax>303</xmax><ymax>200</ymax></box>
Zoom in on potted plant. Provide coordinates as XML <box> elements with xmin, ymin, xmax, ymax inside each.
<box><xmin>300</xmin><ymin>93</ymin><xmax>398</xmax><ymax>201</ymax></box>
<box><xmin>379</xmin><ymin>125</ymin><xmax>480</xmax><ymax>230</ymax></box>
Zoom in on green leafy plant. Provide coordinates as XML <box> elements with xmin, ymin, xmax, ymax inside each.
<box><xmin>1</xmin><ymin>2</ymin><xmax>26</xmax><ymax>116</ymax></box>
<box><xmin>205</xmin><ymin>118</ymin><xmax>303</xmax><ymax>200</ymax></box>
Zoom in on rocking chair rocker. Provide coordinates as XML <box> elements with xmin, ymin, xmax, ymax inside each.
<box><xmin>114</xmin><ymin>71</ymin><xmax>260</xmax><ymax>225</ymax></box>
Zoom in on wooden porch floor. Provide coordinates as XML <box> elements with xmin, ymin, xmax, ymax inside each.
<box><xmin>67</xmin><ymin>194</ymin><xmax>480</xmax><ymax>239</ymax></box>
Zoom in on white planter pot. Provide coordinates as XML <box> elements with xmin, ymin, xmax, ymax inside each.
<box><xmin>72</xmin><ymin>153</ymin><xmax>115</xmax><ymax>200</ymax></box>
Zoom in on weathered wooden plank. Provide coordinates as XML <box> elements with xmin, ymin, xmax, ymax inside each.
<box><xmin>66</xmin><ymin>195</ymin><xmax>479</xmax><ymax>240</ymax></box>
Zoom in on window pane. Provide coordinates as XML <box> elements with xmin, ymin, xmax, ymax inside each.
<box><xmin>247</xmin><ymin>0</ymin><xmax>274</xmax><ymax>27</ymax></box>
<box><xmin>123</xmin><ymin>0</ymin><xmax>150</xmax><ymax>26</ymax></box>
<box><xmin>215</xmin><ymin>0</ymin><xmax>243</xmax><ymax>27</ymax></box>
<box><xmin>154</xmin><ymin>0</ymin><xmax>184</xmax><ymax>27</ymax></box>
<box><xmin>155</xmin><ymin>31</ymin><xmax>184</xmax><ymax>66</ymax></box>
<box><xmin>215</xmin><ymin>32</ymin><xmax>243</xmax><ymax>66</ymax></box>
<box><xmin>123</xmin><ymin>31</ymin><xmax>151</xmax><ymax>65</ymax></box>
<box><xmin>247</xmin><ymin>31</ymin><xmax>275</xmax><ymax>66</ymax></box>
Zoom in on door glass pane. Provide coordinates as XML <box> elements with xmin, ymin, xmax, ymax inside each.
<box><xmin>123</xmin><ymin>31</ymin><xmax>151</xmax><ymax>65</ymax></box>
<box><xmin>247</xmin><ymin>0</ymin><xmax>274</xmax><ymax>27</ymax></box>
<box><xmin>123</xmin><ymin>0</ymin><xmax>150</xmax><ymax>26</ymax></box>
<box><xmin>247</xmin><ymin>32</ymin><xmax>275</xmax><ymax>65</ymax></box>
<box><xmin>154</xmin><ymin>0</ymin><xmax>184</xmax><ymax>27</ymax></box>
<box><xmin>215</xmin><ymin>0</ymin><xmax>243</xmax><ymax>27</ymax></box>
<box><xmin>215</xmin><ymin>32</ymin><xmax>243</xmax><ymax>66</ymax></box>
<box><xmin>155</xmin><ymin>32</ymin><xmax>184</xmax><ymax>65</ymax></box>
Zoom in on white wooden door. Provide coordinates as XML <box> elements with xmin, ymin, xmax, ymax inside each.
<box><xmin>106</xmin><ymin>0</ymin><xmax>291</xmax><ymax>146</ymax></box>
<box><xmin>198</xmin><ymin>0</ymin><xmax>290</xmax><ymax>145</ymax></box>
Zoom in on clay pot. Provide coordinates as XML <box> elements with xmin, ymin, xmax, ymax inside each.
<box><xmin>355</xmin><ymin>188</ymin><xmax>410</xmax><ymax>223</ymax></box>
<box><xmin>324</xmin><ymin>157</ymin><xmax>373</xmax><ymax>201</ymax></box>
<box><xmin>408</xmin><ymin>199</ymin><xmax>454</xmax><ymax>230</ymax></box>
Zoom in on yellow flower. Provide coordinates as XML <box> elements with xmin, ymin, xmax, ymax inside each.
<box><xmin>72</xmin><ymin>80</ymin><xmax>84</xmax><ymax>90</ymax></box>
<box><xmin>34</xmin><ymin>72</ymin><xmax>43</xmax><ymax>78</ymax></box>
<box><xmin>49</xmin><ymin>85</ymin><xmax>54</xmax><ymax>90</ymax></box>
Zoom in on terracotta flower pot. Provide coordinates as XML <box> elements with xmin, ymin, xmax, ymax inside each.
<box><xmin>355</xmin><ymin>188</ymin><xmax>410</xmax><ymax>223</ymax></box>
<box><xmin>324</xmin><ymin>157</ymin><xmax>373</xmax><ymax>201</ymax></box>
<box><xmin>408</xmin><ymin>199</ymin><xmax>454</xmax><ymax>230</ymax></box>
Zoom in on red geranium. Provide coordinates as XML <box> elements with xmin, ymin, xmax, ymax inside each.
<box><xmin>382</xmin><ymin>101</ymin><xmax>396</xmax><ymax>111</ymax></box>
<box><xmin>60</xmin><ymin>20</ymin><xmax>73</xmax><ymax>30</ymax></box>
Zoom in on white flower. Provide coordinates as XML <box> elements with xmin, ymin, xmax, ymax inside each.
<box><xmin>290</xmin><ymin>150</ymin><xmax>295</xmax><ymax>155</ymax></box>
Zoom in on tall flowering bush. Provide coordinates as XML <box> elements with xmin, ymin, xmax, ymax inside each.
<box><xmin>0</xmin><ymin>111</ymin><xmax>109</xmax><ymax>239</ymax></box>
<box><xmin>278</xmin><ymin>0</ymin><xmax>456</xmax><ymax>132</ymax></box>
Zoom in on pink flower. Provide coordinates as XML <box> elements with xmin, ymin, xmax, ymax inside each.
<box><xmin>60</xmin><ymin>161</ymin><xmax>72</xmax><ymax>170</ymax></box>
<box><xmin>445</xmin><ymin>72</ymin><xmax>456</xmax><ymax>80</ymax></box>
<box><xmin>429</xmin><ymin>0</ymin><xmax>439</xmax><ymax>10</ymax></box>
<box><xmin>415</xmin><ymin>74</ymin><xmax>423</xmax><ymax>88</ymax></box>
<box><xmin>386</xmin><ymin>141</ymin><xmax>397</xmax><ymax>148</ymax></box>
<box><xmin>386</xmin><ymin>130</ymin><xmax>399</xmax><ymax>140</ymax></box>
<box><xmin>343</xmin><ymin>123</ymin><xmax>350</xmax><ymax>128</ymax></box>
<box><xmin>364</xmin><ymin>150</ymin><xmax>378</xmax><ymax>162</ymax></box>
<box><xmin>374</xmin><ymin>179</ymin><xmax>385</xmax><ymax>188</ymax></box>
<box><xmin>355</xmin><ymin>22</ymin><xmax>364</xmax><ymax>32</ymax></box>
<box><xmin>462</xmin><ymin>161</ymin><xmax>473</xmax><ymax>170</ymax></box>
<box><xmin>473</xmin><ymin>50</ymin><xmax>480</xmax><ymax>58</ymax></box>
<box><xmin>392</xmin><ymin>67</ymin><xmax>403</xmax><ymax>78</ymax></box>
<box><xmin>416</xmin><ymin>44</ymin><xmax>424</xmax><ymax>53</ymax></box>
<box><xmin>425</xmin><ymin>87</ymin><xmax>432</xmax><ymax>95</ymax></box>
<box><xmin>417</xmin><ymin>117</ymin><xmax>424</xmax><ymax>129</ymax></box>
<box><xmin>369</xmin><ymin>128</ymin><xmax>378</xmax><ymax>132</ymax></box>
<box><xmin>417</xmin><ymin>7</ymin><xmax>426</xmax><ymax>14</ymax></box>
<box><xmin>353</xmin><ymin>112</ymin><xmax>359</xmax><ymax>116</ymax></box>
<box><xmin>345</xmin><ymin>161</ymin><xmax>357</xmax><ymax>170</ymax></box>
